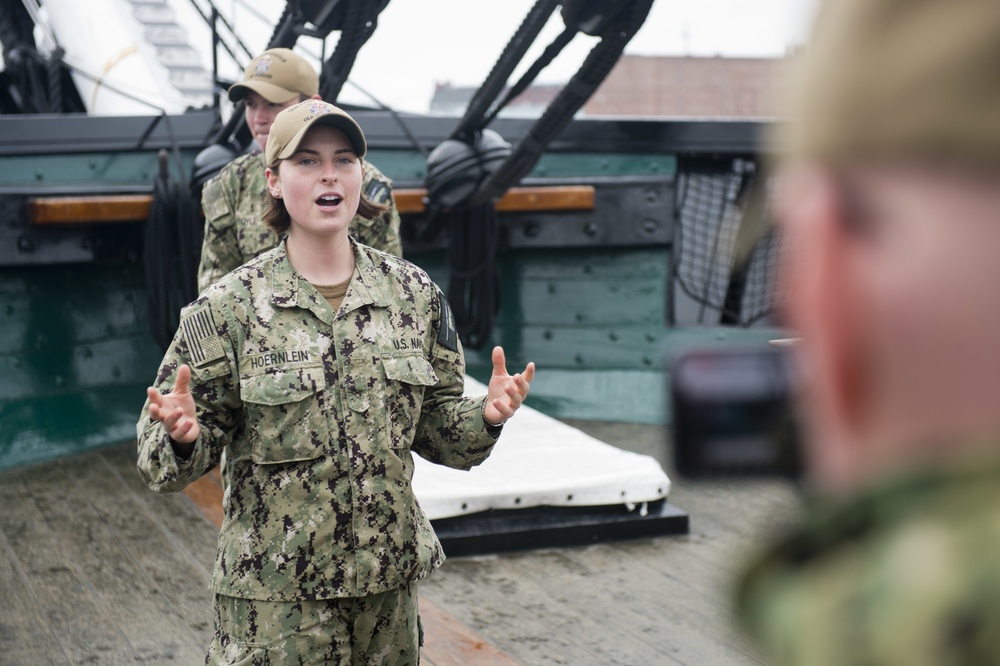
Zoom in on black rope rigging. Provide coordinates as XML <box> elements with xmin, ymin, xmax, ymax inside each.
<box><xmin>472</xmin><ymin>0</ymin><xmax>654</xmax><ymax>205</ymax></box>
<box><xmin>204</xmin><ymin>0</ymin><xmax>388</xmax><ymax>182</ymax></box>
<box><xmin>425</xmin><ymin>0</ymin><xmax>654</xmax><ymax>349</ymax></box>
<box><xmin>482</xmin><ymin>26</ymin><xmax>576</xmax><ymax>128</ymax></box>
<box><xmin>145</xmin><ymin>151</ymin><xmax>203</xmax><ymax>352</ymax></box>
<box><xmin>185</xmin><ymin>0</ymin><xmax>256</xmax><ymax>66</ymax></box>
<box><xmin>44</xmin><ymin>47</ymin><xmax>64</xmax><ymax>113</ymax></box>
<box><xmin>447</xmin><ymin>205</ymin><xmax>501</xmax><ymax>351</ymax></box>
<box><xmin>318</xmin><ymin>0</ymin><xmax>378</xmax><ymax>102</ymax></box>
<box><xmin>0</xmin><ymin>0</ymin><xmax>83</xmax><ymax>114</ymax></box>
<box><xmin>451</xmin><ymin>0</ymin><xmax>561</xmax><ymax>142</ymax></box>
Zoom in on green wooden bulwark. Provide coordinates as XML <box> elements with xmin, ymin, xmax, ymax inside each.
<box><xmin>0</xmin><ymin>113</ymin><xmax>781</xmax><ymax>471</ymax></box>
<box><xmin>0</xmin><ymin>264</ymin><xmax>163</xmax><ymax>470</ymax></box>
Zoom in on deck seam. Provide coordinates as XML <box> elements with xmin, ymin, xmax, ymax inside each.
<box><xmin>182</xmin><ymin>465</ymin><xmax>522</xmax><ymax>665</ymax></box>
<box><xmin>0</xmin><ymin>487</ymin><xmax>72</xmax><ymax>663</ymax></box>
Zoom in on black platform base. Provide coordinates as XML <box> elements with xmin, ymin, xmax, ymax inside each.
<box><xmin>431</xmin><ymin>500</ymin><xmax>690</xmax><ymax>557</ymax></box>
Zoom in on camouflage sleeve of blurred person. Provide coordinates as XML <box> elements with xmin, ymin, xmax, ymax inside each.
<box><xmin>352</xmin><ymin>159</ymin><xmax>403</xmax><ymax>258</ymax></box>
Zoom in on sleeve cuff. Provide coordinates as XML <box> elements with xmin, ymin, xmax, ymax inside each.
<box><xmin>481</xmin><ymin>397</ymin><xmax>505</xmax><ymax>438</ymax></box>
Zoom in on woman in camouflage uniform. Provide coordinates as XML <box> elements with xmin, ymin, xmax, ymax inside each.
<box><xmin>137</xmin><ymin>100</ymin><xmax>534</xmax><ymax>665</ymax></box>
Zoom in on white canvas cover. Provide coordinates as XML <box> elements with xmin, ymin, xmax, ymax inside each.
<box><xmin>413</xmin><ymin>378</ymin><xmax>671</xmax><ymax>520</ymax></box>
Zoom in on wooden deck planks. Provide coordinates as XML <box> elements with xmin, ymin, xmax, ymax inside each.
<box><xmin>0</xmin><ymin>446</ymin><xmax>219</xmax><ymax>664</ymax></box>
<box><xmin>417</xmin><ymin>420</ymin><xmax>801</xmax><ymax>666</ymax></box>
<box><xmin>99</xmin><ymin>444</ymin><xmax>220</xmax><ymax>573</ymax></box>
<box><xmin>78</xmin><ymin>452</ymin><xmax>216</xmax><ymax>652</ymax></box>
<box><xmin>0</xmin><ymin>521</ymin><xmax>69</xmax><ymax>665</ymax></box>
<box><xmin>176</xmin><ymin>454</ymin><xmax>522</xmax><ymax>666</ymax></box>
<box><xmin>422</xmin><ymin>552</ymin><xmax>684</xmax><ymax>666</ymax></box>
<box><xmin>0</xmin><ymin>467</ymin><xmax>150</xmax><ymax>664</ymax></box>
<box><xmin>0</xmin><ymin>421</ymin><xmax>803</xmax><ymax>665</ymax></box>
<box><xmin>419</xmin><ymin>597</ymin><xmax>522</xmax><ymax>666</ymax></box>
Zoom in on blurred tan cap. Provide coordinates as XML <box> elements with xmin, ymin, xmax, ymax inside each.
<box><xmin>786</xmin><ymin>0</ymin><xmax>1000</xmax><ymax>165</ymax></box>
<box><xmin>228</xmin><ymin>48</ymin><xmax>319</xmax><ymax>104</ymax></box>
<box><xmin>264</xmin><ymin>100</ymin><xmax>367</xmax><ymax>167</ymax></box>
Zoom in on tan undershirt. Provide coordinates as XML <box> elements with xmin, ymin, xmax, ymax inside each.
<box><xmin>312</xmin><ymin>278</ymin><xmax>351</xmax><ymax>312</ymax></box>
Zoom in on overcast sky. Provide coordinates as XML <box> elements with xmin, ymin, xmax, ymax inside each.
<box><xmin>195</xmin><ymin>0</ymin><xmax>822</xmax><ymax>114</ymax></box>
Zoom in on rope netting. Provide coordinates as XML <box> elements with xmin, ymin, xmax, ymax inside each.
<box><xmin>673</xmin><ymin>157</ymin><xmax>786</xmax><ymax>327</ymax></box>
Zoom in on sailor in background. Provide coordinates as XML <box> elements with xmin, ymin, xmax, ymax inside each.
<box><xmin>198</xmin><ymin>47</ymin><xmax>402</xmax><ymax>294</ymax></box>
<box><xmin>137</xmin><ymin>100</ymin><xmax>535</xmax><ymax>665</ymax></box>
<box><xmin>738</xmin><ymin>0</ymin><xmax>1000</xmax><ymax>663</ymax></box>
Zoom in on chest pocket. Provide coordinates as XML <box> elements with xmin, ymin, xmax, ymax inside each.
<box><xmin>381</xmin><ymin>354</ymin><xmax>439</xmax><ymax>450</ymax></box>
<box><xmin>236</xmin><ymin>217</ymin><xmax>278</xmax><ymax>260</ymax></box>
<box><xmin>383</xmin><ymin>355</ymin><xmax>438</xmax><ymax>386</ymax></box>
<box><xmin>241</xmin><ymin>364</ymin><xmax>328</xmax><ymax>464</ymax></box>
<box><xmin>235</xmin><ymin>183</ymin><xmax>275</xmax><ymax>260</ymax></box>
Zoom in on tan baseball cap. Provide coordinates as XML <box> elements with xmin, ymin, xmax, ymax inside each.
<box><xmin>264</xmin><ymin>100</ymin><xmax>367</xmax><ymax>167</ymax></box>
<box><xmin>786</xmin><ymin>0</ymin><xmax>1000</xmax><ymax>166</ymax></box>
<box><xmin>228</xmin><ymin>48</ymin><xmax>319</xmax><ymax>104</ymax></box>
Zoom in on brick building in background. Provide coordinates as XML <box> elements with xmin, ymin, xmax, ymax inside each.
<box><xmin>585</xmin><ymin>54</ymin><xmax>783</xmax><ymax>118</ymax></box>
<box><xmin>430</xmin><ymin>54</ymin><xmax>786</xmax><ymax>119</ymax></box>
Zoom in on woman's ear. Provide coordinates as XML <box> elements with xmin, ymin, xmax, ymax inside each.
<box><xmin>265</xmin><ymin>167</ymin><xmax>281</xmax><ymax>199</ymax></box>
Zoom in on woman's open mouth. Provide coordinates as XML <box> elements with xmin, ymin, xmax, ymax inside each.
<box><xmin>316</xmin><ymin>194</ymin><xmax>343</xmax><ymax>209</ymax></box>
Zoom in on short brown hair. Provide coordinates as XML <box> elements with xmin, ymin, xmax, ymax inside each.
<box><xmin>262</xmin><ymin>166</ymin><xmax>389</xmax><ymax>235</ymax></box>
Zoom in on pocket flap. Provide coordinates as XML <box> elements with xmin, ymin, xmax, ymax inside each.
<box><xmin>241</xmin><ymin>365</ymin><xmax>326</xmax><ymax>406</ymax></box>
<box><xmin>382</xmin><ymin>355</ymin><xmax>438</xmax><ymax>387</ymax></box>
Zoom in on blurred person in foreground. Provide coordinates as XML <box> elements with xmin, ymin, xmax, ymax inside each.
<box><xmin>737</xmin><ymin>0</ymin><xmax>1000</xmax><ymax>663</ymax></box>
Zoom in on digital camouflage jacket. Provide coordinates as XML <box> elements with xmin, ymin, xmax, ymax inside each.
<box><xmin>738</xmin><ymin>448</ymin><xmax>1000</xmax><ymax>666</ymax></box>
<box><xmin>138</xmin><ymin>240</ymin><xmax>497</xmax><ymax>601</ymax></box>
<box><xmin>197</xmin><ymin>151</ymin><xmax>402</xmax><ymax>293</ymax></box>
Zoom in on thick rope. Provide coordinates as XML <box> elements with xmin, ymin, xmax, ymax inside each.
<box><xmin>446</xmin><ymin>204</ymin><xmax>500</xmax><ymax>350</ymax></box>
<box><xmin>145</xmin><ymin>154</ymin><xmax>202</xmax><ymax>351</ymax></box>
<box><xmin>144</xmin><ymin>174</ymin><xmax>178</xmax><ymax>351</ymax></box>
<box><xmin>45</xmin><ymin>47</ymin><xmax>64</xmax><ymax>112</ymax></box>
<box><xmin>473</xmin><ymin>0</ymin><xmax>654</xmax><ymax>205</ymax></box>
<box><xmin>483</xmin><ymin>26</ymin><xmax>576</xmax><ymax>127</ymax></box>
<box><xmin>319</xmin><ymin>0</ymin><xmax>375</xmax><ymax>102</ymax></box>
<box><xmin>450</xmin><ymin>0</ymin><xmax>560</xmax><ymax>142</ymax></box>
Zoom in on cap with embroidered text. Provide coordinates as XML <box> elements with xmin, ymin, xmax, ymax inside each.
<box><xmin>264</xmin><ymin>100</ymin><xmax>367</xmax><ymax>167</ymax></box>
<box><xmin>227</xmin><ymin>48</ymin><xmax>319</xmax><ymax>104</ymax></box>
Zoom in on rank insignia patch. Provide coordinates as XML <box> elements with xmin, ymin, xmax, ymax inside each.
<box><xmin>365</xmin><ymin>180</ymin><xmax>389</xmax><ymax>204</ymax></box>
<box><xmin>437</xmin><ymin>292</ymin><xmax>458</xmax><ymax>352</ymax></box>
<box><xmin>181</xmin><ymin>307</ymin><xmax>225</xmax><ymax>367</ymax></box>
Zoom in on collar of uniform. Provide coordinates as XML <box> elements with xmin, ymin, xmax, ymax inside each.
<box><xmin>735</xmin><ymin>437</ymin><xmax>1000</xmax><ymax>629</ymax></box>
<box><xmin>745</xmin><ymin>436</ymin><xmax>1000</xmax><ymax>571</ymax></box>
<box><xmin>269</xmin><ymin>239</ymin><xmax>306</xmax><ymax>311</ymax></box>
<box><xmin>248</xmin><ymin>151</ymin><xmax>267</xmax><ymax>195</ymax></box>
<box><xmin>268</xmin><ymin>237</ymin><xmax>390</xmax><ymax>319</ymax></box>
<box><xmin>340</xmin><ymin>237</ymin><xmax>391</xmax><ymax>314</ymax></box>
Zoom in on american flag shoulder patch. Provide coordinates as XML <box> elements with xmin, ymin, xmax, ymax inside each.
<box><xmin>201</xmin><ymin>178</ymin><xmax>231</xmax><ymax>221</ymax></box>
<box><xmin>181</xmin><ymin>306</ymin><xmax>225</xmax><ymax>367</ymax></box>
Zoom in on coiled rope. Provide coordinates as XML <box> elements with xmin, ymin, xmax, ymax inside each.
<box><xmin>145</xmin><ymin>151</ymin><xmax>202</xmax><ymax>351</ymax></box>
